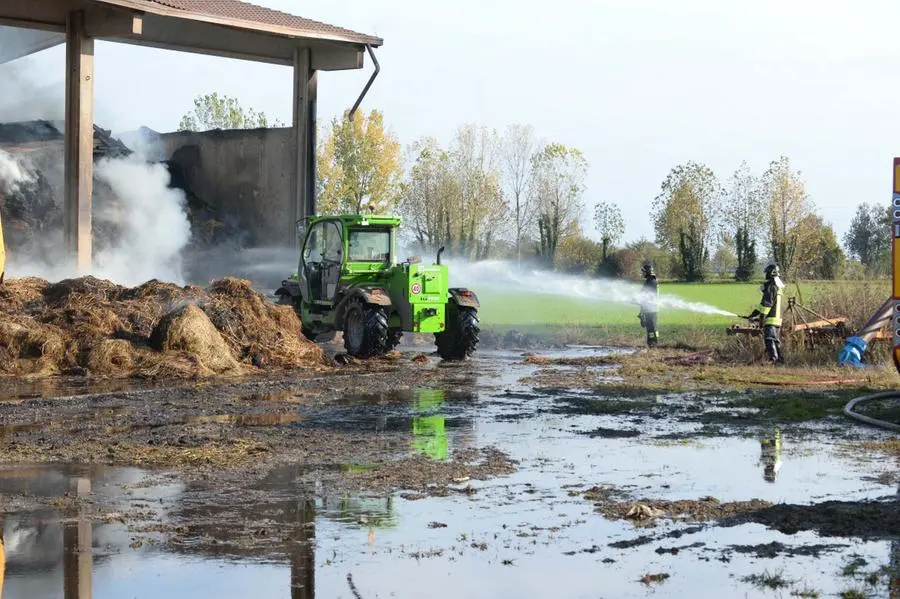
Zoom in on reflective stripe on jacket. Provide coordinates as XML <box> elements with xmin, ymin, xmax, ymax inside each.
<box><xmin>758</xmin><ymin>280</ymin><xmax>783</xmax><ymax>327</ymax></box>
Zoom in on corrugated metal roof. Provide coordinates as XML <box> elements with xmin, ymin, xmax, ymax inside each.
<box><xmin>143</xmin><ymin>0</ymin><xmax>381</xmax><ymax>45</ymax></box>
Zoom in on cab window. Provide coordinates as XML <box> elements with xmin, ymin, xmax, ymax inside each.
<box><xmin>348</xmin><ymin>227</ymin><xmax>391</xmax><ymax>262</ymax></box>
<box><xmin>302</xmin><ymin>222</ymin><xmax>325</xmax><ymax>265</ymax></box>
<box><xmin>322</xmin><ymin>221</ymin><xmax>343</xmax><ymax>262</ymax></box>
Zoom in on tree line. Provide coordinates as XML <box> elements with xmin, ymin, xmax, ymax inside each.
<box><xmin>178</xmin><ymin>95</ymin><xmax>892</xmax><ymax>282</ymax></box>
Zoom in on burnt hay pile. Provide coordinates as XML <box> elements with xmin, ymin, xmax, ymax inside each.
<box><xmin>0</xmin><ymin>276</ymin><xmax>326</xmax><ymax>378</ymax></box>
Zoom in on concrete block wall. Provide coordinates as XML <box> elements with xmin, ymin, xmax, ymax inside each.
<box><xmin>159</xmin><ymin>127</ymin><xmax>295</xmax><ymax>247</ymax></box>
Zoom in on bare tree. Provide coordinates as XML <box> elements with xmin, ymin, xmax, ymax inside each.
<box><xmin>592</xmin><ymin>201</ymin><xmax>625</xmax><ymax>263</ymax></box>
<box><xmin>501</xmin><ymin>124</ymin><xmax>536</xmax><ymax>264</ymax></box>
<box><xmin>447</xmin><ymin>124</ymin><xmax>507</xmax><ymax>260</ymax></box>
<box><xmin>401</xmin><ymin>127</ymin><xmax>507</xmax><ymax>261</ymax></box>
<box><xmin>530</xmin><ymin>143</ymin><xmax>587</xmax><ymax>266</ymax></box>
<box><xmin>724</xmin><ymin>161</ymin><xmax>764</xmax><ymax>280</ymax></box>
<box><xmin>761</xmin><ymin>156</ymin><xmax>816</xmax><ymax>279</ymax></box>
<box><xmin>652</xmin><ymin>161</ymin><xmax>722</xmax><ymax>281</ymax></box>
<box><xmin>400</xmin><ymin>137</ymin><xmax>455</xmax><ymax>253</ymax></box>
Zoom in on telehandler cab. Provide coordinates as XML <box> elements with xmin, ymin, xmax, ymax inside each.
<box><xmin>276</xmin><ymin>214</ymin><xmax>480</xmax><ymax>360</ymax></box>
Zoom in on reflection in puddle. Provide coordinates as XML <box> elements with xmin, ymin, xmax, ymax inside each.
<box><xmin>411</xmin><ymin>388</ymin><xmax>448</xmax><ymax>461</ymax></box>
<box><xmin>759</xmin><ymin>428</ymin><xmax>782</xmax><ymax>483</ymax></box>
<box><xmin>2</xmin><ymin>461</ymin><xmax>896</xmax><ymax>599</ymax></box>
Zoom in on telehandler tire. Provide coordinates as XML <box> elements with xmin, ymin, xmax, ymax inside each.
<box><xmin>343</xmin><ymin>296</ymin><xmax>389</xmax><ymax>358</ymax></box>
<box><xmin>435</xmin><ymin>304</ymin><xmax>479</xmax><ymax>361</ymax></box>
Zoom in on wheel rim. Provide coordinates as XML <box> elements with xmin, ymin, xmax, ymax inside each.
<box><xmin>346</xmin><ymin>306</ymin><xmax>365</xmax><ymax>350</ymax></box>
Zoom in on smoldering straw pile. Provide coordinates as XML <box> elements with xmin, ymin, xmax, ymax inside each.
<box><xmin>0</xmin><ymin>275</ymin><xmax>326</xmax><ymax>379</ymax></box>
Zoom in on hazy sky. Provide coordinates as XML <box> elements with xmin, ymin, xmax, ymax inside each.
<box><xmin>5</xmin><ymin>0</ymin><xmax>900</xmax><ymax>245</ymax></box>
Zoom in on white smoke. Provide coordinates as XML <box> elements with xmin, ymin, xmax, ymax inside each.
<box><xmin>0</xmin><ymin>59</ymin><xmax>64</xmax><ymax>123</ymax></box>
<box><xmin>0</xmin><ymin>149</ymin><xmax>32</xmax><ymax>192</ymax></box>
<box><xmin>0</xmin><ymin>151</ymin><xmax>192</xmax><ymax>286</ymax></box>
<box><xmin>446</xmin><ymin>259</ymin><xmax>737</xmax><ymax>317</ymax></box>
<box><xmin>91</xmin><ymin>157</ymin><xmax>191</xmax><ymax>286</ymax></box>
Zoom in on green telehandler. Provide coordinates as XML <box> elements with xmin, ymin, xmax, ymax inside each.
<box><xmin>275</xmin><ymin>214</ymin><xmax>480</xmax><ymax>360</ymax></box>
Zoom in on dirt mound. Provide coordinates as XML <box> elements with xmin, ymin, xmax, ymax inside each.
<box><xmin>0</xmin><ymin>275</ymin><xmax>326</xmax><ymax>379</ymax></box>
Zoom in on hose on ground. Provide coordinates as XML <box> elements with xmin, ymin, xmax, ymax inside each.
<box><xmin>843</xmin><ymin>391</ymin><xmax>900</xmax><ymax>433</ymax></box>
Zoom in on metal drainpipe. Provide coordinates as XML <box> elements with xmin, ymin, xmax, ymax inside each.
<box><xmin>348</xmin><ymin>45</ymin><xmax>380</xmax><ymax>121</ymax></box>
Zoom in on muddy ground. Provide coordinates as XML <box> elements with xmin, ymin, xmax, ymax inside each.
<box><xmin>0</xmin><ymin>343</ymin><xmax>898</xmax><ymax>599</ymax></box>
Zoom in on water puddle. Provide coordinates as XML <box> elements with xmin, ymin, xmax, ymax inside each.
<box><xmin>1</xmin><ymin>461</ymin><xmax>897</xmax><ymax>599</ymax></box>
<box><xmin>0</xmin><ymin>346</ymin><xmax>898</xmax><ymax>598</ymax></box>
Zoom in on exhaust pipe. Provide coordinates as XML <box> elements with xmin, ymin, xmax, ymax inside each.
<box><xmin>348</xmin><ymin>45</ymin><xmax>380</xmax><ymax>122</ymax></box>
<box><xmin>436</xmin><ymin>246</ymin><xmax>445</xmax><ymax>265</ymax></box>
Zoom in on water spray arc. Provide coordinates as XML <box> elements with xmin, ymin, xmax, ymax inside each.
<box><xmin>447</xmin><ymin>260</ymin><xmax>737</xmax><ymax>317</ymax></box>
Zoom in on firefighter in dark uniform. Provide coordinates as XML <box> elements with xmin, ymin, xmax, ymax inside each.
<box><xmin>638</xmin><ymin>262</ymin><xmax>659</xmax><ymax>347</ymax></box>
<box><xmin>745</xmin><ymin>263</ymin><xmax>785</xmax><ymax>364</ymax></box>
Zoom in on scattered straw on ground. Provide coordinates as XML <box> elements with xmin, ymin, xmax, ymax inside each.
<box><xmin>0</xmin><ymin>436</ymin><xmax>272</xmax><ymax>470</ymax></box>
<box><xmin>582</xmin><ymin>486</ymin><xmax>773</xmax><ymax>523</ymax></box>
<box><xmin>339</xmin><ymin>447</ymin><xmax>518</xmax><ymax>495</ymax></box>
<box><xmin>520</xmin><ymin>349</ymin><xmax>898</xmax><ymax>392</ymax></box>
<box><xmin>0</xmin><ymin>275</ymin><xmax>327</xmax><ymax>379</ymax></box>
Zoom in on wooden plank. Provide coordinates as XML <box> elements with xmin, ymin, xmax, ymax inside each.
<box><xmin>791</xmin><ymin>318</ymin><xmax>847</xmax><ymax>332</ymax></box>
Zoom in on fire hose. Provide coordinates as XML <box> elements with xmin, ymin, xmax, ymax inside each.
<box><xmin>843</xmin><ymin>391</ymin><xmax>900</xmax><ymax>433</ymax></box>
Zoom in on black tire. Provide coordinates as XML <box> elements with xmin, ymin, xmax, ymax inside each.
<box><xmin>343</xmin><ymin>296</ymin><xmax>389</xmax><ymax>358</ymax></box>
<box><xmin>435</xmin><ymin>304</ymin><xmax>479</xmax><ymax>361</ymax></box>
<box><xmin>386</xmin><ymin>329</ymin><xmax>403</xmax><ymax>352</ymax></box>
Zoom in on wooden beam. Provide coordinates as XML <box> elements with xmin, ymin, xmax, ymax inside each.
<box><xmin>64</xmin><ymin>10</ymin><xmax>94</xmax><ymax>272</ymax></box>
<box><xmin>84</xmin><ymin>7</ymin><xmax>142</xmax><ymax>38</ymax></box>
<box><xmin>311</xmin><ymin>46</ymin><xmax>363</xmax><ymax>71</ymax></box>
<box><xmin>0</xmin><ymin>17</ymin><xmax>65</xmax><ymax>33</ymax></box>
<box><xmin>291</xmin><ymin>47</ymin><xmax>311</xmax><ymax>247</ymax></box>
<box><xmin>0</xmin><ymin>26</ymin><xmax>65</xmax><ymax>63</ymax></box>
<box><xmin>106</xmin><ymin>13</ymin><xmax>293</xmax><ymax>65</ymax></box>
<box><xmin>98</xmin><ymin>0</ymin><xmax>382</xmax><ymax>47</ymax></box>
<box><xmin>0</xmin><ymin>0</ymin><xmax>71</xmax><ymax>30</ymax></box>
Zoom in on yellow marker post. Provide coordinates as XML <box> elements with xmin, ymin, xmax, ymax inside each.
<box><xmin>892</xmin><ymin>158</ymin><xmax>900</xmax><ymax>373</ymax></box>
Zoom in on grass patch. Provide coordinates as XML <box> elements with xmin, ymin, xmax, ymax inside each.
<box><xmin>743</xmin><ymin>570</ymin><xmax>794</xmax><ymax>590</ymax></box>
<box><xmin>790</xmin><ymin>587</ymin><xmax>821</xmax><ymax>598</ymax></box>
<box><xmin>839</xmin><ymin>589</ymin><xmax>869</xmax><ymax>599</ymax></box>
<box><xmin>842</xmin><ymin>557</ymin><xmax>869</xmax><ymax>577</ymax></box>
<box><xmin>748</xmin><ymin>394</ymin><xmax>850</xmax><ymax>421</ymax></box>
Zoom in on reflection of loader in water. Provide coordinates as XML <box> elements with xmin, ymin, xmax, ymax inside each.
<box><xmin>758</xmin><ymin>429</ymin><xmax>782</xmax><ymax>483</ymax></box>
<box><xmin>411</xmin><ymin>388</ymin><xmax>449</xmax><ymax>461</ymax></box>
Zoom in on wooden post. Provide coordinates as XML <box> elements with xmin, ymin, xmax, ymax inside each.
<box><xmin>291</xmin><ymin>48</ymin><xmax>311</xmax><ymax>248</ymax></box>
<box><xmin>64</xmin><ymin>11</ymin><xmax>94</xmax><ymax>272</ymax></box>
<box><xmin>307</xmin><ymin>70</ymin><xmax>318</xmax><ymax>221</ymax></box>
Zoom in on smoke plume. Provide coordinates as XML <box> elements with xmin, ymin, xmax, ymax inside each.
<box><xmin>0</xmin><ymin>142</ymin><xmax>193</xmax><ymax>286</ymax></box>
<box><xmin>0</xmin><ymin>59</ymin><xmax>196</xmax><ymax>286</ymax></box>
<box><xmin>0</xmin><ymin>149</ymin><xmax>33</xmax><ymax>193</ymax></box>
<box><xmin>91</xmin><ymin>156</ymin><xmax>192</xmax><ymax>286</ymax></box>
